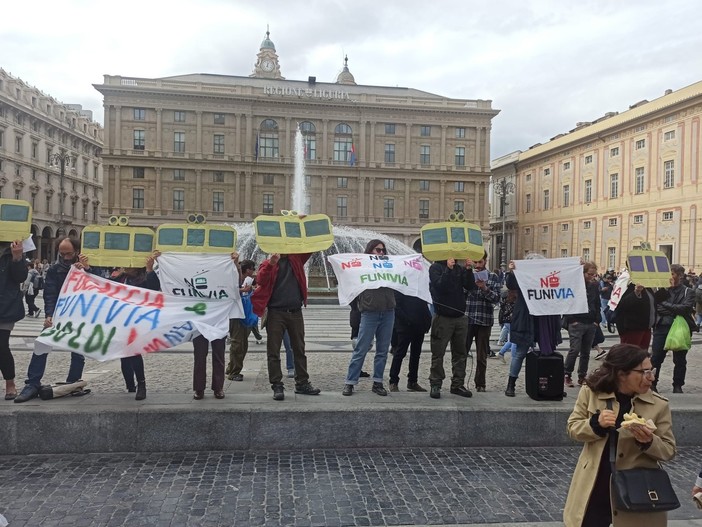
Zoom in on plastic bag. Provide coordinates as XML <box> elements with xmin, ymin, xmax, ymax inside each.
<box><xmin>664</xmin><ymin>315</ymin><xmax>692</xmax><ymax>351</ymax></box>
<box><xmin>240</xmin><ymin>293</ymin><xmax>259</xmax><ymax>328</ymax></box>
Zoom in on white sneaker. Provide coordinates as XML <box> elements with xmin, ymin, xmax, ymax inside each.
<box><xmin>500</xmin><ymin>354</ymin><xmax>507</xmax><ymax>364</ymax></box>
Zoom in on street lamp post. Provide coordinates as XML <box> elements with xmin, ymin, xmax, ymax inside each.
<box><xmin>49</xmin><ymin>150</ymin><xmax>72</xmax><ymax>224</ymax></box>
<box><xmin>494</xmin><ymin>177</ymin><xmax>515</xmax><ymax>268</ymax></box>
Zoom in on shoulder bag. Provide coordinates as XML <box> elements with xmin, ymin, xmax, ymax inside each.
<box><xmin>606</xmin><ymin>400</ymin><xmax>680</xmax><ymax>512</ymax></box>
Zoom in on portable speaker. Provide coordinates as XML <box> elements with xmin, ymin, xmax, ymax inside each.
<box><xmin>525</xmin><ymin>351</ymin><xmax>564</xmax><ymax>401</ymax></box>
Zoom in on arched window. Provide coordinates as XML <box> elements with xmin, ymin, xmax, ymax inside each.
<box><xmin>300</xmin><ymin>121</ymin><xmax>316</xmax><ymax>160</ymax></box>
<box><xmin>259</xmin><ymin>119</ymin><xmax>279</xmax><ymax>159</ymax></box>
<box><xmin>333</xmin><ymin>123</ymin><xmax>353</xmax><ymax>163</ymax></box>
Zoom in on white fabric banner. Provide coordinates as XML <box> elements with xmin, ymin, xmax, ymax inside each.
<box><xmin>512</xmin><ymin>257</ymin><xmax>588</xmax><ymax>316</ymax></box>
<box><xmin>156</xmin><ymin>253</ymin><xmax>244</xmax><ymax>319</ymax></box>
<box><xmin>34</xmin><ymin>267</ymin><xmax>232</xmax><ymax>361</ymax></box>
<box><xmin>608</xmin><ymin>270</ymin><xmax>630</xmax><ymax>310</ymax></box>
<box><xmin>328</xmin><ymin>253</ymin><xmax>431</xmax><ymax>306</ymax></box>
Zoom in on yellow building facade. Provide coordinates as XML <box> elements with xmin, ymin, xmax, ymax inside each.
<box><xmin>490</xmin><ymin>81</ymin><xmax>702</xmax><ymax>273</ymax></box>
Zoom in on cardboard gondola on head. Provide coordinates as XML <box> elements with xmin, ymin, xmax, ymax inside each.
<box><xmin>0</xmin><ymin>198</ymin><xmax>32</xmax><ymax>243</ymax></box>
<box><xmin>39</xmin><ymin>381</ymin><xmax>90</xmax><ymax>400</ymax></box>
<box><xmin>419</xmin><ymin>212</ymin><xmax>485</xmax><ymax>262</ymax></box>
<box><xmin>253</xmin><ymin>211</ymin><xmax>333</xmax><ymax>254</ymax></box>
<box><xmin>81</xmin><ymin>216</ymin><xmax>155</xmax><ymax>268</ymax></box>
<box><xmin>155</xmin><ymin>214</ymin><xmax>237</xmax><ymax>254</ymax></box>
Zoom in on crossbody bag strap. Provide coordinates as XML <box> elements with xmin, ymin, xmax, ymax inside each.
<box><xmin>606</xmin><ymin>399</ymin><xmax>617</xmax><ymax>473</ymax></box>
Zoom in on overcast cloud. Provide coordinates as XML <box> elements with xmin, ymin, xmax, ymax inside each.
<box><xmin>2</xmin><ymin>0</ymin><xmax>701</xmax><ymax>158</ymax></box>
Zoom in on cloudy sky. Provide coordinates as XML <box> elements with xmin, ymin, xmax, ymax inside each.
<box><xmin>3</xmin><ymin>0</ymin><xmax>701</xmax><ymax>158</ymax></box>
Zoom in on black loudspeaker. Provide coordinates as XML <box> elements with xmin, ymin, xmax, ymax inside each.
<box><xmin>525</xmin><ymin>351</ymin><xmax>564</xmax><ymax>401</ymax></box>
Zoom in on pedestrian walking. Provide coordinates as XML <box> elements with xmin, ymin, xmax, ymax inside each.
<box><xmin>564</xmin><ymin>344</ymin><xmax>676</xmax><ymax>526</ymax></box>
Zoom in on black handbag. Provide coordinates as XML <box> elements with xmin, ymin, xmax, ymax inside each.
<box><xmin>606</xmin><ymin>400</ymin><xmax>680</xmax><ymax>512</ymax></box>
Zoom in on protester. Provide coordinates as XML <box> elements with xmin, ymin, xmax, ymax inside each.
<box><xmin>190</xmin><ymin>253</ymin><xmax>240</xmax><ymax>400</ymax></box>
<box><xmin>464</xmin><ymin>252</ymin><xmax>500</xmax><ymax>392</ymax></box>
<box><xmin>227</xmin><ymin>259</ymin><xmax>257</xmax><ymax>382</ymax></box>
<box><xmin>428</xmin><ymin>256</ymin><xmax>476</xmax><ymax>399</ymax></box>
<box><xmin>15</xmin><ymin>238</ymin><xmax>87</xmax><ymax>403</ymax></box>
<box><xmin>0</xmin><ymin>239</ymin><xmax>27</xmax><ymax>400</ymax></box>
<box><xmin>502</xmin><ymin>256</ymin><xmax>562</xmax><ymax>397</ymax></box>
<box><xmin>651</xmin><ymin>264</ymin><xmax>696</xmax><ymax>394</ymax></box>
<box><xmin>563</xmin><ymin>344</ymin><xmax>676</xmax><ymax>527</ymax></box>
<box><xmin>342</xmin><ymin>240</ymin><xmax>395</xmax><ymax>396</ymax></box>
<box><xmin>614</xmin><ymin>282</ymin><xmax>655</xmax><ymax>349</ymax></box>
<box><xmin>106</xmin><ymin>254</ymin><xmax>160</xmax><ymax>400</ymax></box>
<box><xmin>563</xmin><ymin>261</ymin><xmax>601</xmax><ymax>388</ymax></box>
<box><xmin>251</xmin><ymin>250</ymin><xmax>321</xmax><ymax>401</ymax></box>
<box><xmin>387</xmin><ymin>290</ymin><xmax>431</xmax><ymax>392</ymax></box>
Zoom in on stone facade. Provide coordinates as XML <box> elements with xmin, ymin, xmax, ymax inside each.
<box><xmin>0</xmin><ymin>68</ymin><xmax>104</xmax><ymax>261</ymax></box>
<box><xmin>490</xmin><ymin>81</ymin><xmax>702</xmax><ymax>273</ymax></box>
<box><xmin>93</xmin><ymin>32</ymin><xmax>499</xmax><ymax>249</ymax></box>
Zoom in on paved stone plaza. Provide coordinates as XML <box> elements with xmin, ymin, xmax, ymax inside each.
<box><xmin>2</xmin><ymin>296</ymin><xmax>702</xmax><ymax>526</ymax></box>
<box><xmin>1</xmin><ymin>447</ymin><xmax>702</xmax><ymax>527</ymax></box>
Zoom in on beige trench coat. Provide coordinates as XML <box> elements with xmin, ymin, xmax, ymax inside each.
<box><xmin>563</xmin><ymin>386</ymin><xmax>676</xmax><ymax>527</ymax></box>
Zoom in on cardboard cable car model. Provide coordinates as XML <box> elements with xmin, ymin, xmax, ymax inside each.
<box><xmin>420</xmin><ymin>212</ymin><xmax>485</xmax><ymax>262</ymax></box>
<box><xmin>254</xmin><ymin>210</ymin><xmax>333</xmax><ymax>254</ymax></box>
<box><xmin>81</xmin><ymin>216</ymin><xmax>155</xmax><ymax>267</ymax></box>
<box><xmin>155</xmin><ymin>213</ymin><xmax>237</xmax><ymax>253</ymax></box>
<box><xmin>0</xmin><ymin>198</ymin><xmax>32</xmax><ymax>243</ymax></box>
<box><xmin>626</xmin><ymin>243</ymin><xmax>672</xmax><ymax>288</ymax></box>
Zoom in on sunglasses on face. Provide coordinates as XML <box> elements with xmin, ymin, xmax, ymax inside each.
<box><xmin>373</xmin><ymin>247</ymin><xmax>387</xmax><ymax>254</ymax></box>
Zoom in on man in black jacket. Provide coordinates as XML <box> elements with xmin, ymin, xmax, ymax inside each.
<box><xmin>0</xmin><ymin>239</ymin><xmax>28</xmax><ymax>400</ymax></box>
<box><xmin>651</xmin><ymin>264</ymin><xmax>696</xmax><ymax>393</ymax></box>
<box><xmin>388</xmin><ymin>290</ymin><xmax>432</xmax><ymax>392</ymax></box>
<box><xmin>563</xmin><ymin>261</ymin><xmax>601</xmax><ymax>388</ymax></box>
<box><xmin>427</xmin><ymin>257</ymin><xmax>476</xmax><ymax>399</ymax></box>
<box><xmin>15</xmin><ymin>237</ymin><xmax>87</xmax><ymax>403</ymax></box>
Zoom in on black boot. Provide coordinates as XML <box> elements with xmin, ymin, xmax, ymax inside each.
<box><xmin>505</xmin><ymin>376</ymin><xmax>517</xmax><ymax>397</ymax></box>
<box><xmin>135</xmin><ymin>381</ymin><xmax>146</xmax><ymax>401</ymax></box>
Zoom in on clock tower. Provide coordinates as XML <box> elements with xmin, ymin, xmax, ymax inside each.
<box><xmin>250</xmin><ymin>28</ymin><xmax>284</xmax><ymax>79</ymax></box>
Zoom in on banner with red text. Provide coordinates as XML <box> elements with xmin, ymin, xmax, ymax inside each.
<box><xmin>512</xmin><ymin>257</ymin><xmax>588</xmax><ymax>316</ymax></box>
<box><xmin>328</xmin><ymin>253</ymin><xmax>431</xmax><ymax>306</ymax></box>
<box><xmin>34</xmin><ymin>267</ymin><xmax>231</xmax><ymax>361</ymax></box>
<box><xmin>608</xmin><ymin>270</ymin><xmax>630</xmax><ymax>310</ymax></box>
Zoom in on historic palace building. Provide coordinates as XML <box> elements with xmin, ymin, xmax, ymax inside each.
<box><xmin>0</xmin><ymin>68</ymin><xmax>104</xmax><ymax>260</ymax></box>
<box><xmin>94</xmin><ymin>31</ymin><xmax>499</xmax><ymax>249</ymax></box>
<box><xmin>490</xmin><ymin>81</ymin><xmax>702</xmax><ymax>272</ymax></box>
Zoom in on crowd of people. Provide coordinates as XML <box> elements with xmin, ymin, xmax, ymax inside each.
<box><xmin>2</xmin><ymin>236</ymin><xmax>702</xmax><ymax>523</ymax></box>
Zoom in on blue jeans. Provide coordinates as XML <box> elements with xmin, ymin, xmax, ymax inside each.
<box><xmin>498</xmin><ymin>323</ymin><xmax>510</xmax><ymax>344</ymax></box>
<box><xmin>499</xmin><ymin>341</ymin><xmax>516</xmax><ymax>356</ymax></box>
<box><xmin>345</xmin><ymin>309</ymin><xmax>394</xmax><ymax>385</ymax></box>
<box><xmin>283</xmin><ymin>331</ymin><xmax>293</xmax><ymax>371</ymax></box>
<box><xmin>25</xmin><ymin>351</ymin><xmax>85</xmax><ymax>389</ymax></box>
<box><xmin>509</xmin><ymin>343</ymin><xmax>530</xmax><ymax>378</ymax></box>
<box><xmin>564</xmin><ymin>322</ymin><xmax>597</xmax><ymax>380</ymax></box>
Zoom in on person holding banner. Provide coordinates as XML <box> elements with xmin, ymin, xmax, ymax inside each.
<box><xmin>651</xmin><ymin>264</ymin><xmax>696</xmax><ymax>394</ymax></box>
<box><xmin>226</xmin><ymin>259</ymin><xmax>257</xmax><ymax>382</ymax></box>
<box><xmin>251</xmin><ymin>252</ymin><xmax>321</xmax><ymax>401</ymax></box>
<box><xmin>342</xmin><ymin>240</ymin><xmax>395</xmax><ymax>397</ymax></box>
<box><xmin>106</xmin><ymin>254</ymin><xmax>161</xmax><ymax>400</ymax></box>
<box><xmin>563</xmin><ymin>262</ymin><xmax>601</xmax><ymax>388</ymax></box>
<box><xmin>614</xmin><ymin>282</ymin><xmax>655</xmax><ymax>349</ymax></box>
<box><xmin>15</xmin><ymin>238</ymin><xmax>87</xmax><ymax>404</ymax></box>
<box><xmin>0</xmin><ymin>239</ymin><xmax>28</xmax><ymax>400</ymax></box>
<box><xmin>428</xmin><ymin>256</ymin><xmax>476</xmax><ymax>399</ymax></box>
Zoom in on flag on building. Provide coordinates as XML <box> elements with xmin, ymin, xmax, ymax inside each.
<box><xmin>254</xmin><ymin>133</ymin><xmax>259</xmax><ymax>161</ymax></box>
<box><xmin>348</xmin><ymin>144</ymin><xmax>356</xmax><ymax>166</ymax></box>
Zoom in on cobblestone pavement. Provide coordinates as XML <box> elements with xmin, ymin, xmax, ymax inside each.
<box><xmin>6</xmin><ymin>299</ymin><xmax>702</xmax><ymax>398</ymax></box>
<box><xmin>1</xmin><ymin>446</ymin><xmax>700</xmax><ymax>527</ymax></box>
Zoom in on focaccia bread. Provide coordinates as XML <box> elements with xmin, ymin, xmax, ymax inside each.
<box><xmin>620</xmin><ymin>412</ymin><xmax>657</xmax><ymax>431</ymax></box>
